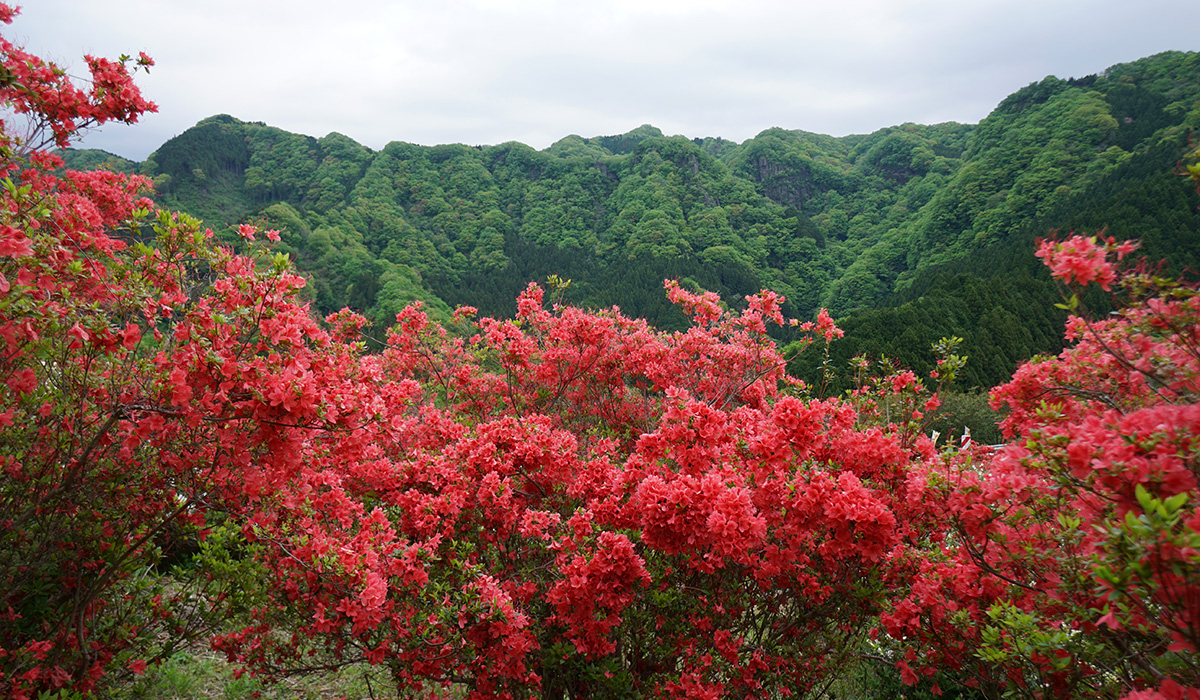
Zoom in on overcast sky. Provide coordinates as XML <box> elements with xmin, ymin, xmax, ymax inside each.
<box><xmin>10</xmin><ymin>0</ymin><xmax>1200</xmax><ymax>161</ymax></box>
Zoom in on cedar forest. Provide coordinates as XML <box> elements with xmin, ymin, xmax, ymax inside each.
<box><xmin>3</xmin><ymin>5</ymin><xmax>1200</xmax><ymax>699</ymax></box>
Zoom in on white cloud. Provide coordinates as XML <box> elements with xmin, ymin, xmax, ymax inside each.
<box><xmin>12</xmin><ymin>0</ymin><xmax>1200</xmax><ymax>160</ymax></box>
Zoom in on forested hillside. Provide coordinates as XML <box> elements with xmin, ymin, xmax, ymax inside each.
<box><xmin>61</xmin><ymin>50</ymin><xmax>1200</xmax><ymax>388</ymax></box>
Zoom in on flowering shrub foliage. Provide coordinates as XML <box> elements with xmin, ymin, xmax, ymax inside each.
<box><xmin>0</xmin><ymin>10</ymin><xmax>155</xmax><ymax>156</ymax></box>
<box><xmin>200</xmin><ymin>276</ymin><xmax>944</xmax><ymax>699</ymax></box>
<box><xmin>885</xmin><ymin>233</ymin><xmax>1200</xmax><ymax>699</ymax></box>
<box><xmin>0</xmin><ymin>7</ymin><xmax>208</xmax><ymax>697</ymax></box>
<box><xmin>2</xmin><ymin>8</ymin><xmax>1198</xmax><ymax>700</ymax></box>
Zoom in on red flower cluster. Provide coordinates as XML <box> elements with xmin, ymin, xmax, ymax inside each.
<box><xmin>0</xmin><ymin>4</ymin><xmax>156</xmax><ymax>155</ymax></box>
<box><xmin>1035</xmin><ymin>231</ymin><xmax>1138</xmax><ymax>291</ymax></box>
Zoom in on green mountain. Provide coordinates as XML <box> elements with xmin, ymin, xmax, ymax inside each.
<box><xmin>59</xmin><ymin>50</ymin><xmax>1200</xmax><ymax>388</ymax></box>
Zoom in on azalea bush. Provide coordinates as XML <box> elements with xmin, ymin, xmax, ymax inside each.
<box><xmin>0</xmin><ymin>6</ymin><xmax>206</xmax><ymax>695</ymax></box>
<box><xmin>200</xmin><ymin>277</ymin><xmax>948</xmax><ymax>699</ymax></box>
<box><xmin>884</xmin><ymin>232</ymin><xmax>1200</xmax><ymax>699</ymax></box>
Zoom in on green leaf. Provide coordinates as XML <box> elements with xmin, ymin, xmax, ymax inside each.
<box><xmin>1163</xmin><ymin>491</ymin><xmax>1188</xmax><ymax>514</ymax></box>
<box><xmin>1134</xmin><ymin>483</ymin><xmax>1155</xmax><ymax>513</ymax></box>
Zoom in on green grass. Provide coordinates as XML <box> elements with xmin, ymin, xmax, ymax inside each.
<box><xmin>121</xmin><ymin>649</ymin><xmax>385</xmax><ymax>700</ymax></box>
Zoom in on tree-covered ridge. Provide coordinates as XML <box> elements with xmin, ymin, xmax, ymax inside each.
<box><xmin>57</xmin><ymin>51</ymin><xmax>1200</xmax><ymax>386</ymax></box>
<box><xmin>815</xmin><ymin>56</ymin><xmax>1200</xmax><ymax>392</ymax></box>
<box><xmin>128</xmin><ymin>118</ymin><xmax>840</xmax><ymax>326</ymax></box>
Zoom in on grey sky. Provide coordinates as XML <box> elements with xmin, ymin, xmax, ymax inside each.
<box><xmin>11</xmin><ymin>0</ymin><xmax>1200</xmax><ymax>161</ymax></box>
